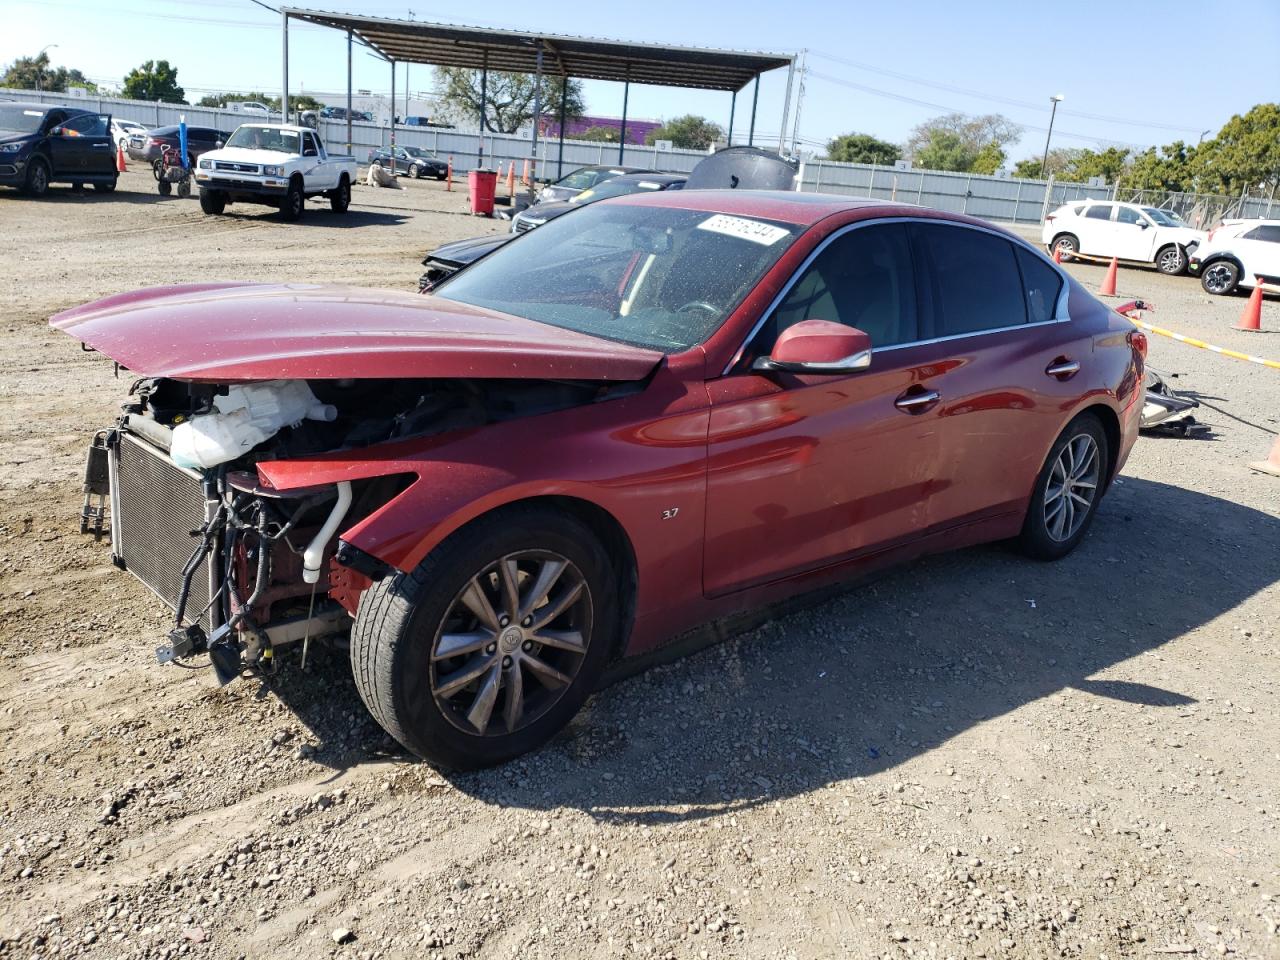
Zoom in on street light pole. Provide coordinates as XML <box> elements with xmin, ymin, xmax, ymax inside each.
<box><xmin>1040</xmin><ymin>93</ymin><xmax>1064</xmax><ymax>178</ymax></box>
<box><xmin>35</xmin><ymin>44</ymin><xmax>58</xmax><ymax>92</ymax></box>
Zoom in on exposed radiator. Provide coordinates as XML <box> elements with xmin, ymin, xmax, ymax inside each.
<box><xmin>113</xmin><ymin>432</ymin><xmax>217</xmax><ymax>630</ymax></box>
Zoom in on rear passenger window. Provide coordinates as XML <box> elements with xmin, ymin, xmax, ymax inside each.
<box><xmin>1016</xmin><ymin>247</ymin><xmax>1064</xmax><ymax>323</ymax></box>
<box><xmin>915</xmin><ymin>223</ymin><xmax>1027</xmax><ymax>336</ymax></box>
<box><xmin>1243</xmin><ymin>225</ymin><xmax>1280</xmax><ymax>243</ymax></box>
<box><xmin>763</xmin><ymin>223</ymin><xmax>918</xmax><ymax>351</ymax></box>
<box><xmin>1085</xmin><ymin>205</ymin><xmax>1112</xmax><ymax>220</ymax></box>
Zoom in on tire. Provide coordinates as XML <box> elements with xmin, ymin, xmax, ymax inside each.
<box><xmin>1155</xmin><ymin>244</ymin><xmax>1186</xmax><ymax>275</ymax></box>
<box><xmin>1018</xmin><ymin>413</ymin><xmax>1110</xmax><ymax>561</ymax></box>
<box><xmin>350</xmin><ymin>505</ymin><xmax>619</xmax><ymax>769</ymax></box>
<box><xmin>1050</xmin><ymin>233</ymin><xmax>1078</xmax><ymax>262</ymax></box>
<box><xmin>200</xmin><ymin>189</ymin><xmax>226</xmax><ymax>215</ymax></box>
<box><xmin>279</xmin><ymin>177</ymin><xmax>304</xmax><ymax>221</ymax></box>
<box><xmin>329</xmin><ymin>175</ymin><xmax>350</xmax><ymax>213</ymax></box>
<box><xmin>408</xmin><ymin>163</ymin><xmax>422</xmax><ymax>179</ymax></box>
<box><xmin>177</xmin><ymin>178</ymin><xmax>191</xmax><ymax>199</ymax></box>
<box><xmin>1200</xmin><ymin>259</ymin><xmax>1240</xmax><ymax>296</ymax></box>
<box><xmin>23</xmin><ymin>159</ymin><xmax>50</xmax><ymax>196</ymax></box>
<box><xmin>94</xmin><ymin>177</ymin><xmax>117</xmax><ymax>194</ymax></box>
<box><xmin>157</xmin><ymin>179</ymin><xmax>172</xmax><ymax>196</ymax></box>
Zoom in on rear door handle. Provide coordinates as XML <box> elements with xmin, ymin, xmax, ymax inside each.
<box><xmin>1046</xmin><ymin>358</ymin><xmax>1080</xmax><ymax>379</ymax></box>
<box><xmin>894</xmin><ymin>388</ymin><xmax>941</xmax><ymax>414</ymax></box>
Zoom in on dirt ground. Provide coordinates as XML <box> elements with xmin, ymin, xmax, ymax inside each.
<box><xmin>0</xmin><ymin>170</ymin><xmax>1277</xmax><ymax>960</ymax></box>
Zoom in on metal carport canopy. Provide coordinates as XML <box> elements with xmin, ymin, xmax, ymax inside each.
<box><xmin>280</xmin><ymin>7</ymin><xmax>793</xmax><ymax>92</ymax></box>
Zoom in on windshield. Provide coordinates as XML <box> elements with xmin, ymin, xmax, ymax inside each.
<box><xmin>573</xmin><ymin>178</ymin><xmax>669</xmax><ymax>204</ymax></box>
<box><xmin>226</xmin><ymin>126</ymin><xmax>300</xmax><ymax>153</ymax></box>
<box><xmin>436</xmin><ymin>202</ymin><xmax>801</xmax><ymax>352</ymax></box>
<box><xmin>1142</xmin><ymin>207</ymin><xmax>1188</xmax><ymax>227</ymax></box>
<box><xmin>557</xmin><ymin>167</ymin><xmax>616</xmax><ymax>190</ymax></box>
<box><xmin>0</xmin><ymin>105</ymin><xmax>47</xmax><ymax>134</ymax></box>
<box><xmin>401</xmin><ymin>146</ymin><xmax>427</xmax><ymax>158</ymax></box>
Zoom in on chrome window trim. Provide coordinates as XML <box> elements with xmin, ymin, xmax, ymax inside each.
<box><xmin>722</xmin><ymin>215</ymin><xmax>1072</xmax><ymax>376</ymax></box>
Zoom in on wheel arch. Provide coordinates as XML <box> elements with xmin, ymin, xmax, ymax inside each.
<box><xmin>1076</xmin><ymin>402</ymin><xmax>1122</xmax><ymax>489</ymax></box>
<box><xmin>1200</xmin><ymin>252</ymin><xmax>1245</xmax><ymax>273</ymax></box>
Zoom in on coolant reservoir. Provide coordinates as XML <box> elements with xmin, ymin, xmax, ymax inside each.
<box><xmin>170</xmin><ymin>380</ymin><xmax>336</xmax><ymax>469</ymax></box>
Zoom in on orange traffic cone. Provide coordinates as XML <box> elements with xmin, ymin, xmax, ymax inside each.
<box><xmin>1235</xmin><ymin>279</ymin><xmax>1264</xmax><ymax>332</ymax></box>
<box><xmin>1052</xmin><ymin>245</ymin><xmax>1063</xmax><ymax>264</ymax></box>
<box><xmin>1099</xmin><ymin>256</ymin><xmax>1119</xmax><ymax>296</ymax></box>
<box><xmin>521</xmin><ymin>158</ymin><xmax>530</xmax><ymax>186</ymax></box>
<box><xmin>116</xmin><ymin>143</ymin><xmax>128</xmax><ymax>173</ymax></box>
<box><xmin>445</xmin><ymin>155</ymin><xmax>453</xmax><ymax>192</ymax></box>
<box><xmin>1250</xmin><ymin>434</ymin><xmax>1280</xmax><ymax>478</ymax></box>
<box><xmin>506</xmin><ymin>161</ymin><xmax>516</xmax><ymax>198</ymax></box>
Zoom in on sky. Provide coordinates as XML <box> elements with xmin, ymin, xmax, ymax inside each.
<box><xmin>5</xmin><ymin>0</ymin><xmax>1278</xmax><ymax>161</ymax></box>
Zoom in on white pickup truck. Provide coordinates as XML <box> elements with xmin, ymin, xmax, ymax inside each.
<box><xmin>194</xmin><ymin>123</ymin><xmax>356</xmax><ymax>220</ymax></box>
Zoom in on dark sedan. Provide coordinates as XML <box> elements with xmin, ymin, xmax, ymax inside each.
<box><xmin>419</xmin><ymin>233</ymin><xmax>513</xmax><ymax>292</ymax></box>
<box><xmin>511</xmin><ymin>172</ymin><xmax>685</xmax><ymax>233</ymax></box>
<box><xmin>126</xmin><ymin>125</ymin><xmax>231</xmax><ymax>167</ymax></box>
<box><xmin>367</xmin><ymin>145</ymin><xmax>448</xmax><ymax>179</ymax></box>
<box><xmin>0</xmin><ymin>102</ymin><xmax>118</xmax><ymax>196</ymax></box>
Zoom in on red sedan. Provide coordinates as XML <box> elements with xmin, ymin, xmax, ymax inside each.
<box><xmin>53</xmin><ymin>190</ymin><xmax>1145</xmax><ymax>768</ymax></box>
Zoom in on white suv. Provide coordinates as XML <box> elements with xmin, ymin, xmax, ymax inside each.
<box><xmin>1042</xmin><ymin>201</ymin><xmax>1207</xmax><ymax>275</ymax></box>
<box><xmin>1188</xmin><ymin>219</ymin><xmax>1280</xmax><ymax>295</ymax></box>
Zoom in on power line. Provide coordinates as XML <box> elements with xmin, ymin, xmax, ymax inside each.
<box><xmin>807</xmin><ymin>49</ymin><xmax>1205</xmax><ymax>136</ymax></box>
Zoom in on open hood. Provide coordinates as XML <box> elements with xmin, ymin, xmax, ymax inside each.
<box><xmin>51</xmin><ymin>282</ymin><xmax>663</xmax><ymax>383</ymax></box>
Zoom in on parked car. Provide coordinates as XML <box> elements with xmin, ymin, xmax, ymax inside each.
<box><xmin>227</xmin><ymin>101</ymin><xmax>271</xmax><ymax>115</ymax></box>
<box><xmin>419</xmin><ymin>233</ymin><xmax>513</xmax><ymax>292</ymax></box>
<box><xmin>511</xmin><ymin>172</ymin><xmax>685</xmax><ymax>232</ymax></box>
<box><xmin>537</xmin><ymin>163</ymin><xmax>658</xmax><ymax>203</ymax></box>
<box><xmin>1188</xmin><ymin>219</ymin><xmax>1280</xmax><ymax>295</ymax></box>
<box><xmin>366</xmin><ymin>145</ymin><xmax>448</xmax><ymax>179</ymax></box>
<box><xmin>1042</xmin><ymin>201</ymin><xmax>1206</xmax><ymax>275</ymax></box>
<box><xmin>109</xmin><ymin>117</ymin><xmax>146</xmax><ymax>151</ymax></box>
<box><xmin>194</xmin><ymin>123</ymin><xmax>357</xmax><ymax>220</ymax></box>
<box><xmin>54</xmin><ymin>190</ymin><xmax>1144</xmax><ymax>768</ymax></box>
<box><xmin>0</xmin><ymin>102</ymin><xmax>118</xmax><ymax>196</ymax></box>
<box><xmin>126</xmin><ymin>125</ymin><xmax>232</xmax><ymax>167</ymax></box>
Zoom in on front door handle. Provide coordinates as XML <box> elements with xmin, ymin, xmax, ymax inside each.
<box><xmin>894</xmin><ymin>388</ymin><xmax>941</xmax><ymax>414</ymax></box>
<box><xmin>1045</xmin><ymin>358</ymin><xmax>1080</xmax><ymax>379</ymax></box>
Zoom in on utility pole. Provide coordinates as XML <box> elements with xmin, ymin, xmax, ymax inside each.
<box><xmin>405</xmin><ymin>9</ymin><xmax>415</xmax><ymax>121</ymax></box>
<box><xmin>1040</xmin><ymin>94</ymin><xmax>1064</xmax><ymax>178</ymax></box>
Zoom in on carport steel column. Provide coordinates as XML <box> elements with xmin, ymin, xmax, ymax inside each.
<box><xmin>618</xmin><ymin>65</ymin><xmax>630</xmax><ymax>165</ymax></box>
<box><xmin>346</xmin><ymin>30</ymin><xmax>353</xmax><ymax>155</ymax></box>
<box><xmin>748</xmin><ymin>75</ymin><xmax>759</xmax><ymax>146</ymax></box>
<box><xmin>530</xmin><ymin>42</ymin><xmax>543</xmax><ymax>184</ymax></box>
<box><xmin>281</xmin><ymin>9</ymin><xmax>289</xmax><ymax>123</ymax></box>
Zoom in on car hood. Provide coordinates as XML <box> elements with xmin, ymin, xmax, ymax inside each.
<box><xmin>202</xmin><ymin>147</ymin><xmax>295</xmax><ymax>165</ymax></box>
<box><xmin>51</xmin><ymin>282</ymin><xmax>663</xmax><ymax>383</ymax></box>
<box><xmin>0</xmin><ymin>130</ymin><xmax>34</xmax><ymax>144</ymax></box>
<box><xmin>518</xmin><ymin>200</ymin><xmax>577</xmax><ymax>224</ymax></box>
<box><xmin>425</xmin><ymin>233</ymin><xmax>513</xmax><ymax>266</ymax></box>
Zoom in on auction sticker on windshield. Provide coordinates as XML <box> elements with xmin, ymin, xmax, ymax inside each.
<box><xmin>697</xmin><ymin>214</ymin><xmax>790</xmax><ymax>246</ymax></box>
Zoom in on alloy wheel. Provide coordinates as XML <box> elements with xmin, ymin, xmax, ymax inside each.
<box><xmin>1043</xmin><ymin>434</ymin><xmax>1100</xmax><ymax>542</ymax></box>
<box><xmin>1202</xmin><ymin>263</ymin><xmax>1235</xmax><ymax>294</ymax></box>
<box><xmin>1158</xmin><ymin>248</ymin><xmax>1183</xmax><ymax>273</ymax></box>
<box><xmin>430</xmin><ymin>550</ymin><xmax>592</xmax><ymax>737</ymax></box>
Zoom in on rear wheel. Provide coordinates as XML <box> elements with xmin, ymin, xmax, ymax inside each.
<box><xmin>200</xmin><ymin>189</ymin><xmax>226</xmax><ymax>215</ymax></box>
<box><xmin>1051</xmin><ymin>233</ymin><xmax>1079</xmax><ymax>261</ymax></box>
<box><xmin>1156</xmin><ymin>244</ymin><xmax>1186</xmax><ymax>275</ymax></box>
<box><xmin>157</xmin><ymin>179</ymin><xmax>172</xmax><ymax>196</ymax></box>
<box><xmin>1200</xmin><ymin>260</ymin><xmax>1240</xmax><ymax>296</ymax></box>
<box><xmin>329</xmin><ymin>175</ymin><xmax>350</xmax><ymax>213</ymax></box>
<box><xmin>94</xmin><ymin>176</ymin><xmax>117</xmax><ymax>193</ymax></box>
<box><xmin>350</xmin><ymin>505</ymin><xmax>618</xmax><ymax>769</ymax></box>
<box><xmin>1018</xmin><ymin>413</ymin><xmax>1109</xmax><ymax>561</ymax></box>
<box><xmin>279</xmin><ymin>178</ymin><xmax>304</xmax><ymax>220</ymax></box>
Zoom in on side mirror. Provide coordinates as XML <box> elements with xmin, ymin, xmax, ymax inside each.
<box><xmin>50</xmin><ymin>126</ymin><xmax>63</xmax><ymax>137</ymax></box>
<box><xmin>752</xmin><ymin>319</ymin><xmax>873</xmax><ymax>375</ymax></box>
<box><xmin>1137</xmin><ymin>220</ymin><xmax>1150</xmax><ymax>229</ymax></box>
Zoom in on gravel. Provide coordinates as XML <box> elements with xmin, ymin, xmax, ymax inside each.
<box><xmin>0</xmin><ymin>172</ymin><xmax>1277</xmax><ymax>959</ymax></box>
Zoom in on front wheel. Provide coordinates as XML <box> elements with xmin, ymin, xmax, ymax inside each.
<box><xmin>350</xmin><ymin>506</ymin><xmax>618</xmax><ymax>769</ymax></box>
<box><xmin>23</xmin><ymin>158</ymin><xmax>50</xmax><ymax>196</ymax></box>
<box><xmin>279</xmin><ymin>178</ymin><xmax>304</xmax><ymax>220</ymax></box>
<box><xmin>1018</xmin><ymin>413</ymin><xmax>1109</xmax><ymax>561</ymax></box>
<box><xmin>1051</xmin><ymin>233</ymin><xmax>1079</xmax><ymax>262</ymax></box>
<box><xmin>1155</xmin><ymin>244</ymin><xmax>1186</xmax><ymax>275</ymax></box>
<box><xmin>329</xmin><ymin>176</ymin><xmax>350</xmax><ymax>213</ymax></box>
<box><xmin>408</xmin><ymin>163</ymin><xmax>422</xmax><ymax>178</ymax></box>
<box><xmin>200</xmin><ymin>189</ymin><xmax>226</xmax><ymax>215</ymax></box>
<box><xmin>157</xmin><ymin>179</ymin><xmax>172</xmax><ymax>196</ymax></box>
<box><xmin>1200</xmin><ymin>260</ymin><xmax>1240</xmax><ymax>296</ymax></box>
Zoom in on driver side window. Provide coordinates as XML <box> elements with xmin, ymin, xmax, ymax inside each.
<box><xmin>755</xmin><ymin>223</ymin><xmax>919</xmax><ymax>356</ymax></box>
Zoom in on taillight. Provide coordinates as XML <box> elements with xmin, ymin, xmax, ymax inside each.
<box><xmin>146</xmin><ymin>137</ymin><xmax>157</xmax><ymax>147</ymax></box>
<box><xmin>1128</xmin><ymin>330</ymin><xmax>1148</xmax><ymax>359</ymax></box>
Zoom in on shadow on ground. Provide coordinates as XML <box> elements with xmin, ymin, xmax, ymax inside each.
<box><xmin>265</xmin><ymin>476</ymin><xmax>1279</xmax><ymax>822</ymax></box>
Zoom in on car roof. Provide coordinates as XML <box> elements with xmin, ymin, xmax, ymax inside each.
<box><xmin>607</xmin><ymin>189</ymin><xmax>904</xmax><ymax>226</ymax></box>
<box><xmin>5</xmin><ymin>101</ymin><xmax>90</xmax><ymax>115</ymax></box>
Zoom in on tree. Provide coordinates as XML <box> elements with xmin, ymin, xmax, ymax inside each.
<box><xmin>122</xmin><ymin>60</ymin><xmax>185</xmax><ymax>103</ymax></box>
<box><xmin>576</xmin><ymin>125</ymin><xmax>620</xmax><ymax>143</ymax></box>
<box><xmin>645</xmin><ymin>115</ymin><xmax>723</xmax><ymax>150</ymax></box>
<box><xmin>1</xmin><ymin>53</ymin><xmax>95</xmax><ymax>93</ymax></box>
<box><xmin>906</xmin><ymin>112</ymin><xmax>1021</xmax><ymax>172</ymax></box>
<box><xmin>435</xmin><ymin>67</ymin><xmax>583</xmax><ymax>134</ymax></box>
<box><xmin>1195</xmin><ymin>103</ymin><xmax>1280</xmax><ymax>194</ymax></box>
<box><xmin>970</xmin><ymin>141</ymin><xmax>1006</xmax><ymax>175</ymax></box>
<box><xmin>825</xmin><ymin>132</ymin><xmax>899</xmax><ymax>164</ymax></box>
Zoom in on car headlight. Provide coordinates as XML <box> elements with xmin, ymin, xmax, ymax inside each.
<box><xmin>198</xmin><ymin>159</ymin><xmax>213</xmax><ymax>169</ymax></box>
<box><xmin>263</xmin><ymin>165</ymin><xmax>284</xmax><ymax>177</ymax></box>
<box><xmin>0</xmin><ymin>142</ymin><xmax>25</xmax><ymax>153</ymax></box>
